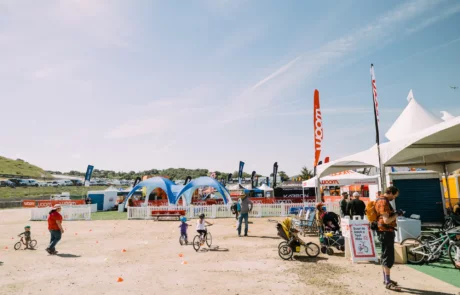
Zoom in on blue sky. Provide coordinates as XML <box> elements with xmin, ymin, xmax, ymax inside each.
<box><xmin>1</xmin><ymin>0</ymin><xmax>459</xmax><ymax>176</ymax></box>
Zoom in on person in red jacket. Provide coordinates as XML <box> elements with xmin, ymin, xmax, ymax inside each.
<box><xmin>46</xmin><ymin>204</ymin><xmax>64</xmax><ymax>255</ymax></box>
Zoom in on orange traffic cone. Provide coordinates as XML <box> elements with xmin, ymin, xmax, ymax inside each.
<box><xmin>178</xmin><ymin>253</ymin><xmax>183</xmax><ymax>257</ymax></box>
<box><xmin>75</xmin><ymin>233</ymin><xmax>78</xmax><ymax>236</ymax></box>
<box><xmin>121</xmin><ymin>249</ymin><xmax>127</xmax><ymax>253</ymax></box>
<box><xmin>4</xmin><ymin>246</ymin><xmax>8</xmax><ymax>250</ymax></box>
<box><xmin>181</xmin><ymin>261</ymin><xmax>187</xmax><ymax>265</ymax></box>
<box><xmin>89</xmin><ymin>229</ymin><xmax>93</xmax><ymax>232</ymax></box>
<box><xmin>117</xmin><ymin>277</ymin><xmax>124</xmax><ymax>282</ymax></box>
<box><xmin>96</xmin><ymin>241</ymin><xmax>99</xmax><ymax>244</ymax></box>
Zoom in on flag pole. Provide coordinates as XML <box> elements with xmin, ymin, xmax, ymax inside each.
<box><xmin>370</xmin><ymin>64</ymin><xmax>386</xmax><ymax>192</ymax></box>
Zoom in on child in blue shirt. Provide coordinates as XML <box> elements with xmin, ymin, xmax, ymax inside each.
<box><xmin>179</xmin><ymin>217</ymin><xmax>191</xmax><ymax>244</ymax></box>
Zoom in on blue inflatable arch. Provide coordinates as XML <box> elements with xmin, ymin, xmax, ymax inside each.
<box><xmin>174</xmin><ymin>177</ymin><xmax>231</xmax><ymax>205</ymax></box>
<box><xmin>123</xmin><ymin>177</ymin><xmax>176</xmax><ymax>205</ymax></box>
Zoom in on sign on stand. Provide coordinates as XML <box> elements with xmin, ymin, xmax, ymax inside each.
<box><xmin>341</xmin><ymin>216</ymin><xmax>378</xmax><ymax>263</ymax></box>
<box><xmin>349</xmin><ymin>224</ymin><xmax>378</xmax><ymax>262</ymax></box>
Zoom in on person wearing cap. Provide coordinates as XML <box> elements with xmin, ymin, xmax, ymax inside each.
<box><xmin>46</xmin><ymin>204</ymin><xmax>64</xmax><ymax>255</ymax></box>
<box><xmin>346</xmin><ymin>192</ymin><xmax>366</xmax><ymax>218</ymax></box>
<box><xmin>339</xmin><ymin>192</ymin><xmax>349</xmax><ymax>217</ymax></box>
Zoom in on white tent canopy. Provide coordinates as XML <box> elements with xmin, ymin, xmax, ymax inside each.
<box><xmin>258</xmin><ymin>183</ymin><xmax>274</xmax><ymax>192</ymax></box>
<box><xmin>385</xmin><ymin>90</ymin><xmax>442</xmax><ymax>141</ymax></box>
<box><xmin>440</xmin><ymin>111</ymin><xmax>455</xmax><ymax>121</ymax></box>
<box><xmin>303</xmin><ymin>170</ymin><xmax>379</xmax><ymax>187</ymax></box>
<box><xmin>317</xmin><ymin>116</ymin><xmax>460</xmax><ymax>178</ymax></box>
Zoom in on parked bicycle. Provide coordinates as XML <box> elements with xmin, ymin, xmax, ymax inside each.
<box><xmin>192</xmin><ymin>225</ymin><xmax>213</xmax><ymax>252</ymax></box>
<box><xmin>14</xmin><ymin>236</ymin><xmax>37</xmax><ymax>250</ymax></box>
<box><xmin>401</xmin><ymin>226</ymin><xmax>460</xmax><ymax>266</ymax></box>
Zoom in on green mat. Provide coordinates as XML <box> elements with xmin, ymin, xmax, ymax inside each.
<box><xmin>408</xmin><ymin>259</ymin><xmax>460</xmax><ymax>288</ymax></box>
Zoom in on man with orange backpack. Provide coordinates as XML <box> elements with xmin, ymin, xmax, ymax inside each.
<box><xmin>369</xmin><ymin>186</ymin><xmax>401</xmax><ymax>292</ymax></box>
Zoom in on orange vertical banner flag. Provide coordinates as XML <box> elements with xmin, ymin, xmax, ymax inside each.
<box><xmin>313</xmin><ymin>89</ymin><xmax>323</xmax><ymax>167</ymax></box>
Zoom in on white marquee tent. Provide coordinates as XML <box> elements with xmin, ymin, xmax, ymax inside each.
<box><xmin>257</xmin><ymin>183</ymin><xmax>274</xmax><ymax>197</ymax></box>
<box><xmin>303</xmin><ymin>170</ymin><xmax>379</xmax><ymax>188</ymax></box>
<box><xmin>385</xmin><ymin>90</ymin><xmax>442</xmax><ymax>141</ymax></box>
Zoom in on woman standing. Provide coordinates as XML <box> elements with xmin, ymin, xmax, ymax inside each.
<box><xmin>46</xmin><ymin>204</ymin><xmax>64</xmax><ymax>255</ymax></box>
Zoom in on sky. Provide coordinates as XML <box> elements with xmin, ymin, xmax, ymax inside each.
<box><xmin>1</xmin><ymin>0</ymin><xmax>460</xmax><ymax>176</ymax></box>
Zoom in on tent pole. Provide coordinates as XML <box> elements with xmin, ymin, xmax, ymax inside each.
<box><xmin>444</xmin><ymin>164</ymin><xmax>453</xmax><ymax>210</ymax></box>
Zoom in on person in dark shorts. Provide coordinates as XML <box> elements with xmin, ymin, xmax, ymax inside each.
<box><xmin>18</xmin><ymin>225</ymin><xmax>32</xmax><ymax>249</ymax></box>
<box><xmin>375</xmin><ymin>186</ymin><xmax>401</xmax><ymax>291</ymax></box>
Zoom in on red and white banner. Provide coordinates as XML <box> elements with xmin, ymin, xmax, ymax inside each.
<box><xmin>313</xmin><ymin>89</ymin><xmax>323</xmax><ymax>167</ymax></box>
<box><xmin>22</xmin><ymin>200</ymin><xmax>85</xmax><ymax>208</ymax></box>
<box><xmin>370</xmin><ymin>64</ymin><xmax>379</xmax><ymax>125</ymax></box>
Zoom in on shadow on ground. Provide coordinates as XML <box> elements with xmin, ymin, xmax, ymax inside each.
<box><xmin>293</xmin><ymin>255</ymin><xmax>329</xmax><ymax>263</ymax></box>
<box><xmin>56</xmin><ymin>253</ymin><xmax>81</xmax><ymax>258</ymax></box>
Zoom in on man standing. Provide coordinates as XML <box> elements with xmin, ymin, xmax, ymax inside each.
<box><xmin>46</xmin><ymin>204</ymin><xmax>64</xmax><ymax>255</ymax></box>
<box><xmin>237</xmin><ymin>193</ymin><xmax>253</xmax><ymax>237</ymax></box>
<box><xmin>375</xmin><ymin>186</ymin><xmax>401</xmax><ymax>291</ymax></box>
<box><xmin>339</xmin><ymin>192</ymin><xmax>348</xmax><ymax>217</ymax></box>
<box><xmin>346</xmin><ymin>192</ymin><xmax>366</xmax><ymax>218</ymax></box>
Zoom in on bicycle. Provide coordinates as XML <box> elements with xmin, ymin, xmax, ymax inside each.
<box><xmin>401</xmin><ymin>226</ymin><xmax>460</xmax><ymax>265</ymax></box>
<box><xmin>14</xmin><ymin>236</ymin><xmax>37</xmax><ymax>250</ymax></box>
<box><xmin>179</xmin><ymin>234</ymin><xmax>188</xmax><ymax>246</ymax></box>
<box><xmin>358</xmin><ymin>243</ymin><xmax>369</xmax><ymax>253</ymax></box>
<box><xmin>192</xmin><ymin>225</ymin><xmax>213</xmax><ymax>252</ymax></box>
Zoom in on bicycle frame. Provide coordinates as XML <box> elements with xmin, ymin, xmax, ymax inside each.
<box><xmin>412</xmin><ymin>227</ymin><xmax>460</xmax><ymax>261</ymax></box>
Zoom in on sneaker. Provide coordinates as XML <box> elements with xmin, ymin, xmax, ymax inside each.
<box><xmin>244</xmin><ymin>234</ymin><xmax>248</xmax><ymax>237</ymax></box>
<box><xmin>238</xmin><ymin>234</ymin><xmax>242</xmax><ymax>237</ymax></box>
<box><xmin>45</xmin><ymin>248</ymin><xmax>52</xmax><ymax>254</ymax></box>
<box><xmin>51</xmin><ymin>250</ymin><xmax>58</xmax><ymax>255</ymax></box>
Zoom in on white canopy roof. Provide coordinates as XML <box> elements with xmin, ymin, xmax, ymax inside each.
<box><xmin>385</xmin><ymin>90</ymin><xmax>442</xmax><ymax>141</ymax></box>
<box><xmin>317</xmin><ymin>116</ymin><xmax>460</xmax><ymax>177</ymax></box>
<box><xmin>257</xmin><ymin>183</ymin><xmax>274</xmax><ymax>192</ymax></box>
<box><xmin>303</xmin><ymin>170</ymin><xmax>379</xmax><ymax>187</ymax></box>
<box><xmin>441</xmin><ymin>111</ymin><xmax>455</xmax><ymax>121</ymax></box>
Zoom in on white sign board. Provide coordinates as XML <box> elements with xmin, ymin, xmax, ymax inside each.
<box><xmin>349</xmin><ymin>224</ymin><xmax>378</xmax><ymax>263</ymax></box>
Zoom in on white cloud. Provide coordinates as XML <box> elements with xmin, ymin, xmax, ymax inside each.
<box><xmin>406</xmin><ymin>2</ymin><xmax>460</xmax><ymax>34</ymax></box>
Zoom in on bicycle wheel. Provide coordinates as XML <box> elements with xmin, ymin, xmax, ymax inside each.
<box><xmin>401</xmin><ymin>238</ymin><xmax>426</xmax><ymax>264</ymax></box>
<box><xmin>278</xmin><ymin>244</ymin><xmax>293</xmax><ymax>260</ymax></box>
<box><xmin>14</xmin><ymin>242</ymin><xmax>21</xmax><ymax>250</ymax></box>
<box><xmin>179</xmin><ymin>235</ymin><xmax>185</xmax><ymax>246</ymax></box>
<box><xmin>305</xmin><ymin>242</ymin><xmax>320</xmax><ymax>257</ymax></box>
<box><xmin>206</xmin><ymin>232</ymin><xmax>212</xmax><ymax>247</ymax></box>
<box><xmin>192</xmin><ymin>235</ymin><xmax>201</xmax><ymax>252</ymax></box>
<box><xmin>29</xmin><ymin>240</ymin><xmax>37</xmax><ymax>248</ymax></box>
<box><xmin>448</xmin><ymin>241</ymin><xmax>460</xmax><ymax>269</ymax></box>
<box><xmin>278</xmin><ymin>241</ymin><xmax>288</xmax><ymax>249</ymax></box>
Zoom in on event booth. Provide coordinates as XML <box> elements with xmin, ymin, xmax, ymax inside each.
<box><xmin>174</xmin><ymin>177</ymin><xmax>231</xmax><ymax>205</ymax></box>
<box><xmin>123</xmin><ymin>177</ymin><xmax>177</xmax><ymax>206</ymax></box>
<box><xmin>315</xmin><ymin>92</ymin><xmax>460</xmax><ymax>222</ymax></box>
<box><xmin>87</xmin><ymin>187</ymin><xmax>118</xmax><ymax>211</ymax></box>
<box><xmin>257</xmin><ymin>183</ymin><xmax>274</xmax><ymax>198</ymax></box>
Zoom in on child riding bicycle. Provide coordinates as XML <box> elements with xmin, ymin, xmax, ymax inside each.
<box><xmin>196</xmin><ymin>213</ymin><xmax>213</xmax><ymax>239</ymax></box>
<box><xmin>18</xmin><ymin>225</ymin><xmax>33</xmax><ymax>249</ymax></box>
<box><xmin>179</xmin><ymin>217</ymin><xmax>191</xmax><ymax>243</ymax></box>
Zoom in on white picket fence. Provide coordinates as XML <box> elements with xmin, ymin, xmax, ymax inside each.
<box><xmin>127</xmin><ymin>201</ymin><xmax>341</xmax><ymax>220</ymax></box>
<box><xmin>30</xmin><ymin>205</ymin><xmax>92</xmax><ymax>221</ymax></box>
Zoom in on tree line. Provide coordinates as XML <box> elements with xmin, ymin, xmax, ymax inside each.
<box><xmin>45</xmin><ymin>166</ymin><xmax>315</xmax><ymax>182</ymax></box>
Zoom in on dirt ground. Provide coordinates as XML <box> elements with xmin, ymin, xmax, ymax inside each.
<box><xmin>0</xmin><ymin>209</ymin><xmax>458</xmax><ymax>295</ymax></box>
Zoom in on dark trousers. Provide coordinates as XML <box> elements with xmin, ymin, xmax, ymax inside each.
<box><xmin>197</xmin><ymin>229</ymin><xmax>207</xmax><ymax>239</ymax></box>
<box><xmin>378</xmin><ymin>231</ymin><xmax>395</xmax><ymax>269</ymax></box>
<box><xmin>48</xmin><ymin>230</ymin><xmax>62</xmax><ymax>252</ymax></box>
<box><xmin>237</xmin><ymin>213</ymin><xmax>249</xmax><ymax>235</ymax></box>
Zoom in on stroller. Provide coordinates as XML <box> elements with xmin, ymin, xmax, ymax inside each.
<box><xmin>276</xmin><ymin>218</ymin><xmax>320</xmax><ymax>260</ymax></box>
<box><xmin>318</xmin><ymin>212</ymin><xmax>345</xmax><ymax>255</ymax></box>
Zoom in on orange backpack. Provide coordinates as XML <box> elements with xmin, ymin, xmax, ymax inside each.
<box><xmin>365</xmin><ymin>200</ymin><xmax>378</xmax><ymax>223</ymax></box>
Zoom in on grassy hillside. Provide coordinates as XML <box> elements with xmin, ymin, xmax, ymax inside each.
<box><xmin>0</xmin><ymin>156</ymin><xmax>52</xmax><ymax>178</ymax></box>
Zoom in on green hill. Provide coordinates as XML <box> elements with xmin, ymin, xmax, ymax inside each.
<box><xmin>0</xmin><ymin>156</ymin><xmax>52</xmax><ymax>179</ymax></box>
